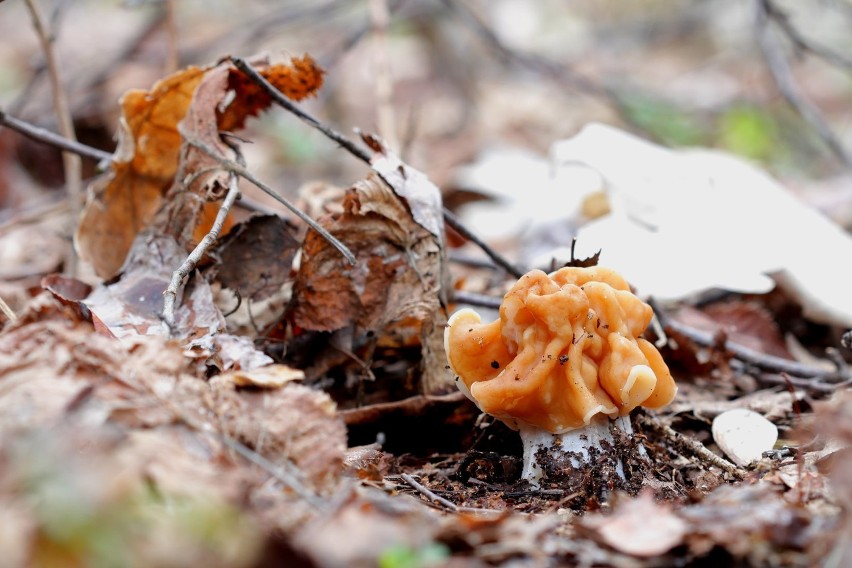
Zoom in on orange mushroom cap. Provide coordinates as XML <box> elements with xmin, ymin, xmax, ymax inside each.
<box><xmin>445</xmin><ymin>267</ymin><xmax>677</xmax><ymax>433</ymax></box>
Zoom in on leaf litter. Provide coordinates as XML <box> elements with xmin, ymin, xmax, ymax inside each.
<box><xmin>0</xmin><ymin>49</ymin><xmax>850</xmax><ymax>568</ymax></box>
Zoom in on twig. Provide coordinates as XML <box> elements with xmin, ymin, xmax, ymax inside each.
<box><xmin>451</xmin><ymin>289</ymin><xmax>502</xmax><ymax>309</ymax></box>
<box><xmin>186</xmin><ymin>136</ymin><xmax>357</xmax><ymax>266</ymax></box>
<box><xmin>120</xmin><ymin>361</ymin><xmax>327</xmax><ymax>510</ymax></box>
<box><xmin>0</xmin><ymin>296</ymin><xmax>16</xmax><ymax>323</ymax></box>
<box><xmin>447</xmin><ymin>251</ymin><xmax>499</xmax><ymax>271</ymax></box>
<box><xmin>442</xmin><ymin>0</ymin><xmax>604</xmax><ymax>98</ymax></box>
<box><xmin>229</xmin><ymin>56</ymin><xmax>373</xmax><ymax>164</ymax></box>
<box><xmin>217</xmin><ymin>434</ymin><xmax>326</xmax><ymax>510</ymax></box>
<box><xmin>400</xmin><ymin>473</ymin><xmax>459</xmax><ymax>512</ymax></box>
<box><xmin>443</xmin><ymin>210</ymin><xmax>524</xmax><ymax>279</ymax></box>
<box><xmin>163</xmin><ymin>0</ymin><xmax>179</xmax><ymax>73</ymax></box>
<box><xmin>638</xmin><ymin>414</ymin><xmax>746</xmax><ymax>478</ymax></box>
<box><xmin>228</xmin><ymin>56</ymin><xmax>523</xmax><ymax>277</ymax></box>
<box><xmin>368</xmin><ymin>0</ymin><xmax>398</xmax><ymax>151</ymax></box>
<box><xmin>23</xmin><ymin>0</ymin><xmax>83</xmax><ymax>233</ymax></box>
<box><xmin>762</xmin><ymin>0</ymin><xmax>852</xmax><ymax>74</ymax></box>
<box><xmin>651</xmin><ymin>298</ymin><xmax>852</xmax><ymax>382</ymax></box>
<box><xmin>162</xmin><ymin>171</ymin><xmax>241</xmax><ymax>328</ymax></box>
<box><xmin>441</xmin><ymin>0</ymin><xmax>656</xmax><ymax>140</ymax></box>
<box><xmin>750</xmin><ymin>369</ymin><xmax>850</xmax><ymax>394</ymax></box>
<box><xmin>754</xmin><ymin>0</ymin><xmax>852</xmax><ymax>166</ymax></box>
<box><xmin>0</xmin><ymin>108</ymin><xmax>112</xmax><ymax>163</ymax></box>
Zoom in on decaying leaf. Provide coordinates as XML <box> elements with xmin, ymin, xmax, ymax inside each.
<box><xmin>219</xmin><ymin>363</ymin><xmax>304</xmax><ymax>388</ymax></box>
<box><xmin>210</xmin><ymin>378</ymin><xmax>346</xmax><ymax>495</ymax></box>
<box><xmin>290</xmin><ymin>172</ymin><xmax>443</xmax><ymax>334</ymax></box>
<box><xmin>293</xmin><ymin>486</ymin><xmax>443</xmax><ymax>567</ymax></box>
<box><xmin>76</xmin><ymin>54</ymin><xmax>325</xmax><ymax>278</ymax></box>
<box><xmin>583</xmin><ymin>491</ymin><xmax>687</xmax><ymax>557</ymax></box>
<box><xmin>0</xmin><ymin>293</ymin><xmax>347</xmax><ymax>563</ymax></box>
<box><xmin>361</xmin><ymin>132</ymin><xmax>445</xmax><ymax>241</ymax></box>
<box><xmin>81</xmin><ymin>233</ymin><xmax>271</xmax><ymax>369</ymax></box>
<box><xmin>212</xmin><ymin>214</ymin><xmax>300</xmax><ymax>302</ymax></box>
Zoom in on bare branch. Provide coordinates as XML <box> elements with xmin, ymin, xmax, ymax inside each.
<box><xmin>754</xmin><ymin>0</ymin><xmax>852</xmax><ymax>166</ymax></box>
<box><xmin>23</xmin><ymin>0</ymin><xmax>84</xmax><ymax>275</ymax></box>
<box><xmin>762</xmin><ymin>0</ymin><xmax>852</xmax><ymax>73</ymax></box>
<box><xmin>400</xmin><ymin>473</ymin><xmax>459</xmax><ymax>512</ymax></box>
<box><xmin>185</xmin><ymin>136</ymin><xmax>357</xmax><ymax>266</ymax></box>
<box><xmin>0</xmin><ymin>296</ymin><xmax>16</xmax><ymax>323</ymax></box>
<box><xmin>229</xmin><ymin>56</ymin><xmax>373</xmax><ymax>164</ymax></box>
<box><xmin>227</xmin><ymin>56</ymin><xmax>523</xmax><ymax>278</ymax></box>
<box><xmin>444</xmin><ymin>210</ymin><xmax>524</xmax><ymax>279</ymax></box>
<box><xmin>0</xmin><ymin>108</ymin><xmax>112</xmax><ymax>163</ymax></box>
<box><xmin>637</xmin><ymin>415</ymin><xmax>746</xmax><ymax>478</ymax></box>
<box><xmin>162</xmin><ymin>172</ymin><xmax>241</xmax><ymax>328</ymax></box>
<box><xmin>651</xmin><ymin>298</ymin><xmax>852</xmax><ymax>382</ymax></box>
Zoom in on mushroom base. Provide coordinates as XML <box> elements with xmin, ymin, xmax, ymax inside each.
<box><xmin>519</xmin><ymin>415</ymin><xmax>646</xmax><ymax>498</ymax></box>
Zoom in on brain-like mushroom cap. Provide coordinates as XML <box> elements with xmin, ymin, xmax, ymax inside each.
<box><xmin>445</xmin><ymin>267</ymin><xmax>677</xmax><ymax>433</ymax></box>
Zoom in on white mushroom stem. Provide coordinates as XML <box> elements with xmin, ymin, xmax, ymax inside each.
<box><xmin>518</xmin><ymin>415</ymin><xmax>636</xmax><ymax>487</ymax></box>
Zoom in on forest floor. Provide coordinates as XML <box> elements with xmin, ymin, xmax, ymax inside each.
<box><xmin>1</xmin><ymin>1</ymin><xmax>851</xmax><ymax>566</ymax></box>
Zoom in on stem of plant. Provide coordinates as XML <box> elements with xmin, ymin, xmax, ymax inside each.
<box><xmin>519</xmin><ymin>415</ymin><xmax>634</xmax><ymax>486</ymax></box>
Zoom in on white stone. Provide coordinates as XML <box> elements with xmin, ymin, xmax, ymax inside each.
<box><xmin>712</xmin><ymin>408</ymin><xmax>778</xmax><ymax>467</ymax></box>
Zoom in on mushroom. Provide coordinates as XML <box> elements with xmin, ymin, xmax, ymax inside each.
<box><xmin>445</xmin><ymin>267</ymin><xmax>677</xmax><ymax>488</ymax></box>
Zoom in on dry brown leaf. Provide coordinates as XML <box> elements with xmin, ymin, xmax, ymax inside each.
<box><xmin>583</xmin><ymin>491</ymin><xmax>687</xmax><ymax>557</ymax></box>
<box><xmin>77</xmin><ymin>55</ymin><xmax>324</xmax><ymax>278</ymax></box>
<box><xmin>212</xmin><ymin>214</ymin><xmax>299</xmax><ymax>301</ymax></box>
<box><xmin>290</xmin><ymin>172</ymin><xmax>443</xmax><ymax>334</ymax></box>
<box><xmin>361</xmin><ymin>132</ymin><xmax>445</xmax><ymax>240</ymax></box>
<box><xmin>210</xmin><ymin>379</ymin><xmax>346</xmax><ymax>495</ymax></box>
<box><xmin>0</xmin><ymin>293</ymin><xmax>346</xmax><ymax>563</ymax></box>
<box><xmin>293</xmin><ymin>486</ymin><xmax>442</xmax><ymax>567</ymax></box>
<box><xmin>220</xmin><ymin>363</ymin><xmax>305</xmax><ymax>388</ymax></box>
<box><xmin>677</xmin><ymin>302</ymin><xmax>793</xmax><ymax>360</ymax></box>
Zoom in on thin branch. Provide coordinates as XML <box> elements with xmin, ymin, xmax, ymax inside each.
<box><xmin>441</xmin><ymin>0</ymin><xmax>656</xmax><ymax>140</ymax></box>
<box><xmin>651</xmin><ymin>298</ymin><xmax>852</xmax><ymax>382</ymax></box>
<box><xmin>368</xmin><ymin>0</ymin><xmax>398</xmax><ymax>151</ymax></box>
<box><xmin>754</xmin><ymin>0</ymin><xmax>852</xmax><ymax>166</ymax></box>
<box><xmin>400</xmin><ymin>473</ymin><xmax>459</xmax><ymax>512</ymax></box>
<box><xmin>217</xmin><ymin>434</ymin><xmax>326</xmax><ymax>510</ymax></box>
<box><xmin>0</xmin><ymin>296</ymin><xmax>16</xmax><ymax>323</ymax></box>
<box><xmin>762</xmin><ymin>0</ymin><xmax>852</xmax><ymax>74</ymax></box>
<box><xmin>186</xmin><ymin>136</ymin><xmax>357</xmax><ymax>265</ymax></box>
<box><xmin>443</xmin><ymin>210</ymin><xmax>524</xmax><ymax>279</ymax></box>
<box><xmin>162</xmin><ymin>172</ymin><xmax>241</xmax><ymax>328</ymax></box>
<box><xmin>229</xmin><ymin>56</ymin><xmax>373</xmax><ymax>164</ymax></box>
<box><xmin>23</xmin><ymin>0</ymin><xmax>83</xmax><ymax>275</ymax></box>
<box><xmin>226</xmin><ymin>57</ymin><xmax>522</xmax><ymax>277</ymax></box>
<box><xmin>442</xmin><ymin>0</ymin><xmax>605</xmax><ymax>98</ymax></box>
<box><xmin>23</xmin><ymin>0</ymin><xmax>83</xmax><ymax>208</ymax></box>
<box><xmin>148</xmin><ymin>380</ymin><xmax>326</xmax><ymax>510</ymax></box>
<box><xmin>0</xmin><ymin>108</ymin><xmax>112</xmax><ymax>162</ymax></box>
<box><xmin>451</xmin><ymin>289</ymin><xmax>502</xmax><ymax>309</ymax></box>
<box><xmin>638</xmin><ymin>414</ymin><xmax>746</xmax><ymax>478</ymax></box>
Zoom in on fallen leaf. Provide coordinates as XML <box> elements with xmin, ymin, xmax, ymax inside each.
<box><xmin>290</xmin><ymin>172</ymin><xmax>443</xmax><ymax>333</ymax></box>
<box><xmin>212</xmin><ymin>214</ymin><xmax>299</xmax><ymax>301</ymax></box>
<box><xmin>584</xmin><ymin>491</ymin><xmax>687</xmax><ymax>557</ymax></box>
<box><xmin>82</xmin><ymin>233</ymin><xmax>271</xmax><ymax>369</ymax></box>
<box><xmin>220</xmin><ymin>363</ymin><xmax>304</xmax><ymax>388</ymax></box>
<box><xmin>77</xmin><ymin>54</ymin><xmax>325</xmax><ymax>278</ymax></box>
<box><xmin>293</xmin><ymin>486</ymin><xmax>442</xmax><ymax>567</ymax></box>
<box><xmin>675</xmin><ymin>302</ymin><xmax>792</xmax><ymax>360</ymax></box>
<box><xmin>76</xmin><ymin>65</ymin><xmax>207</xmax><ymax>278</ymax></box>
<box><xmin>361</xmin><ymin>132</ymin><xmax>445</xmax><ymax>241</ymax></box>
<box><xmin>210</xmin><ymin>379</ymin><xmax>346</xmax><ymax>495</ymax></box>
